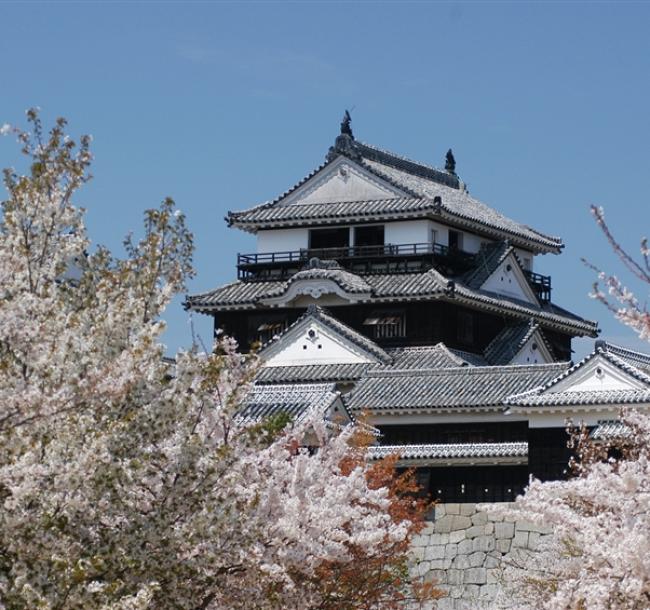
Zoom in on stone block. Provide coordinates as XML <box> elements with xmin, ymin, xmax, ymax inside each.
<box><xmin>464</xmin><ymin>567</ymin><xmax>487</xmax><ymax>585</ymax></box>
<box><xmin>445</xmin><ymin>503</ymin><xmax>461</xmax><ymax>515</ymax></box>
<box><xmin>452</xmin><ymin>554</ymin><xmax>470</xmax><ymax>569</ymax></box>
<box><xmin>428</xmin><ymin>569</ymin><xmax>447</xmax><ymax>584</ymax></box>
<box><xmin>445</xmin><ymin>543</ymin><xmax>458</xmax><ymax>559</ymax></box>
<box><xmin>485</xmin><ymin>554</ymin><xmax>500</xmax><ymax>568</ymax></box>
<box><xmin>435</xmin><ymin>504</ymin><xmax>446</xmax><ymax>519</ymax></box>
<box><xmin>473</xmin><ymin>535</ymin><xmax>495</xmax><ymax>553</ymax></box>
<box><xmin>484</xmin><ymin>521</ymin><xmax>494</xmax><ymax>535</ymax></box>
<box><xmin>428</xmin><ymin>558</ymin><xmax>452</xmax><ymax>570</ymax></box>
<box><xmin>447</xmin><ymin>568</ymin><xmax>463</xmax><ymax>586</ymax></box>
<box><xmin>450</xmin><ymin>529</ymin><xmax>466</xmax><ymax>543</ymax></box>
<box><xmin>495</xmin><ymin>538</ymin><xmax>511</xmax><ymax>554</ymax></box>
<box><xmin>468</xmin><ymin>551</ymin><xmax>486</xmax><ymax>567</ymax></box>
<box><xmin>494</xmin><ymin>521</ymin><xmax>515</xmax><ymax>539</ymax></box>
<box><xmin>471</xmin><ymin>511</ymin><xmax>488</xmax><ymax>526</ymax></box>
<box><xmin>425</xmin><ymin>545</ymin><xmax>445</xmax><ymax>561</ymax></box>
<box><xmin>417</xmin><ymin>561</ymin><xmax>430</xmax><ymax>576</ymax></box>
<box><xmin>461</xmin><ymin>583</ymin><xmax>480</xmax><ymax>598</ymax></box>
<box><xmin>479</xmin><ymin>583</ymin><xmax>500</xmax><ymax>599</ymax></box>
<box><xmin>458</xmin><ymin>539</ymin><xmax>473</xmax><ymax>555</ymax></box>
<box><xmin>451</xmin><ymin>515</ymin><xmax>472</xmax><ymax>530</ymax></box>
<box><xmin>460</xmin><ymin>503</ymin><xmax>476</xmax><ymax>516</ymax></box>
<box><xmin>430</xmin><ymin>532</ymin><xmax>450</xmax><ymax>545</ymax></box>
<box><xmin>512</xmin><ymin>530</ymin><xmax>529</xmax><ymax>548</ymax></box>
<box><xmin>434</xmin><ymin>515</ymin><xmax>454</xmax><ymax>533</ymax></box>
<box><xmin>465</xmin><ymin>524</ymin><xmax>485</xmax><ymax>539</ymax></box>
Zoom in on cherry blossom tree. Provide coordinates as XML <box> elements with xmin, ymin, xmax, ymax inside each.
<box><xmin>0</xmin><ymin>111</ymin><xmax>437</xmax><ymax>610</ymax></box>
<box><xmin>484</xmin><ymin>208</ymin><xmax>650</xmax><ymax>610</ymax></box>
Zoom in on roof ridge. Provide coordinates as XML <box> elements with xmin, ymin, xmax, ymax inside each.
<box><xmin>367</xmin><ymin>361</ymin><xmax>568</xmax><ymax>378</ymax></box>
<box><xmin>354</xmin><ymin>140</ymin><xmax>461</xmax><ymax>189</ymax></box>
<box><xmin>598</xmin><ymin>341</ymin><xmax>650</xmax><ymax>364</ymax></box>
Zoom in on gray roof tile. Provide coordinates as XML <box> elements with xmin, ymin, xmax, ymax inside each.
<box><xmin>239</xmin><ymin>382</ymin><xmax>341</xmax><ymax>422</ymax></box>
<box><xmin>483</xmin><ymin>320</ymin><xmax>552</xmax><ymax>365</ymax></box>
<box><xmin>368</xmin><ymin>441</ymin><xmax>528</xmax><ymax>461</ymax></box>
<box><xmin>345</xmin><ymin>362</ymin><xmax>568</xmax><ymax>414</ymax></box>
<box><xmin>257</xmin><ymin>363</ymin><xmax>373</xmax><ymax>384</ymax></box>
<box><xmin>227</xmin><ymin>137</ymin><xmax>563</xmax><ymax>253</ymax></box>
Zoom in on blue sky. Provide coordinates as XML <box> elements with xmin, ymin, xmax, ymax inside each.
<box><xmin>2</xmin><ymin>1</ymin><xmax>649</xmax><ymax>359</ymax></box>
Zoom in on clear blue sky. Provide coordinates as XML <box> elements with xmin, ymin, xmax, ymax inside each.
<box><xmin>2</xmin><ymin>1</ymin><xmax>649</xmax><ymax>360</ymax></box>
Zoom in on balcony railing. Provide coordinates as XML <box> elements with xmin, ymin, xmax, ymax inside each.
<box><xmin>523</xmin><ymin>270</ymin><xmax>552</xmax><ymax>303</ymax></box>
<box><xmin>237</xmin><ymin>242</ymin><xmax>476</xmax><ymax>280</ymax></box>
<box><xmin>236</xmin><ymin>243</ymin><xmax>552</xmax><ymax>302</ymax></box>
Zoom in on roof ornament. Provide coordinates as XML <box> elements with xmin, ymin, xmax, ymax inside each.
<box><xmin>340</xmin><ymin>110</ymin><xmax>354</xmax><ymax>138</ymax></box>
<box><xmin>326</xmin><ymin>110</ymin><xmax>361</xmax><ymax>162</ymax></box>
<box><xmin>445</xmin><ymin>149</ymin><xmax>456</xmax><ymax>174</ymax></box>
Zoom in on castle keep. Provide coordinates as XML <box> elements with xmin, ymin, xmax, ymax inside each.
<box><xmin>186</xmin><ymin>114</ymin><xmax>650</xmax><ymax>505</ymax></box>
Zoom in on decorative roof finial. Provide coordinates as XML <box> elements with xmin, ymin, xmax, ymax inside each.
<box><xmin>445</xmin><ymin>149</ymin><xmax>456</xmax><ymax>174</ymax></box>
<box><xmin>340</xmin><ymin>110</ymin><xmax>353</xmax><ymax>138</ymax></box>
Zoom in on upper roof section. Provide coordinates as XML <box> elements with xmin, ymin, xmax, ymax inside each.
<box><xmin>226</xmin><ymin>115</ymin><xmax>564</xmax><ymax>254</ymax></box>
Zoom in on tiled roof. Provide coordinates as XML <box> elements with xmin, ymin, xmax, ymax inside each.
<box><xmin>186</xmin><ymin>268</ymin><xmax>597</xmax><ymax>336</ymax></box>
<box><xmin>506</xmin><ymin>342</ymin><xmax>650</xmax><ymax>408</ymax></box>
<box><xmin>386</xmin><ymin>343</ymin><xmax>472</xmax><ymax>369</ymax></box>
<box><xmin>266</xmin><ymin>265</ymin><xmax>372</xmax><ymax>297</ymax></box>
<box><xmin>596</xmin><ymin>341</ymin><xmax>650</xmax><ymax>373</ymax></box>
<box><xmin>507</xmin><ymin>388</ymin><xmax>650</xmax><ymax>407</ymax></box>
<box><xmin>257</xmin><ymin>363</ymin><xmax>373</xmax><ymax>384</ymax></box>
<box><xmin>227</xmin><ymin>136</ymin><xmax>563</xmax><ymax>254</ymax></box>
<box><xmin>368</xmin><ymin>441</ymin><xmax>528</xmax><ymax>461</ymax></box>
<box><xmin>462</xmin><ymin>241</ymin><xmax>513</xmax><ymax>290</ymax></box>
<box><xmin>590</xmin><ymin>420</ymin><xmax>632</xmax><ymax>439</ymax></box>
<box><xmin>260</xmin><ymin>304</ymin><xmax>392</xmax><ymax>364</ymax></box>
<box><xmin>483</xmin><ymin>319</ymin><xmax>552</xmax><ymax>365</ymax></box>
<box><xmin>345</xmin><ymin>362</ymin><xmax>568</xmax><ymax>414</ymax></box>
<box><xmin>238</xmin><ymin>382</ymin><xmax>341</xmax><ymax>421</ymax></box>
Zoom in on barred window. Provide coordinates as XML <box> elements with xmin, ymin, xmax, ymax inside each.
<box><xmin>364</xmin><ymin>312</ymin><xmax>406</xmax><ymax>339</ymax></box>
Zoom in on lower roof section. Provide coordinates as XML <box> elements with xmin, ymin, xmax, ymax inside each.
<box><xmin>368</xmin><ymin>441</ymin><xmax>528</xmax><ymax>467</ymax></box>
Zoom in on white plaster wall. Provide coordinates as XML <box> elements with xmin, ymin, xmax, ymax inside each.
<box><xmin>510</xmin><ymin>336</ymin><xmax>553</xmax><ymax>366</ymax></box>
<box><xmin>257</xmin><ymin>228</ymin><xmax>309</xmax><ymax>253</ymax></box>
<box><xmin>264</xmin><ymin>322</ymin><xmax>372</xmax><ymax>366</ymax></box>
<box><xmin>461</xmin><ymin>232</ymin><xmax>486</xmax><ymax>254</ymax></box>
<box><xmin>385</xmin><ymin>220</ymin><xmax>432</xmax><ymax>245</ymax></box>
<box><xmin>482</xmin><ymin>257</ymin><xmax>537</xmax><ymax>303</ymax></box>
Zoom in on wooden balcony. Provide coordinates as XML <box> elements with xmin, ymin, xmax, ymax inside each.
<box><xmin>237</xmin><ymin>242</ymin><xmax>476</xmax><ymax>281</ymax></box>
<box><xmin>236</xmin><ymin>243</ymin><xmax>552</xmax><ymax>303</ymax></box>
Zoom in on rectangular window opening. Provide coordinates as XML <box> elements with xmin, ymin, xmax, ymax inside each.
<box><xmin>309</xmin><ymin>227</ymin><xmax>350</xmax><ymax>251</ymax></box>
<box><xmin>354</xmin><ymin>225</ymin><xmax>385</xmax><ymax>248</ymax></box>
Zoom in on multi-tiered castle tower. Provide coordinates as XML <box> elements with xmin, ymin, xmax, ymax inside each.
<box><xmin>187</xmin><ymin>114</ymin><xmax>650</xmax><ymax>503</ymax></box>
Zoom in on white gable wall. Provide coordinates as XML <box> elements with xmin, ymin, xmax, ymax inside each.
<box><xmin>551</xmin><ymin>357</ymin><xmax>648</xmax><ymax>394</ymax></box>
<box><xmin>282</xmin><ymin>157</ymin><xmax>404</xmax><ymax>206</ymax></box>
<box><xmin>511</xmin><ymin>333</ymin><xmax>554</xmax><ymax>365</ymax></box>
<box><xmin>263</xmin><ymin>320</ymin><xmax>375</xmax><ymax>367</ymax></box>
<box><xmin>482</xmin><ymin>254</ymin><xmax>538</xmax><ymax>304</ymax></box>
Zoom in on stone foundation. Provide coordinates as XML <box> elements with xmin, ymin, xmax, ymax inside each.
<box><xmin>410</xmin><ymin>503</ymin><xmax>551</xmax><ymax>609</ymax></box>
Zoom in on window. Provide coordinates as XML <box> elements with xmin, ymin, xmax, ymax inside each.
<box><xmin>457</xmin><ymin>310</ymin><xmax>474</xmax><ymax>345</ymax></box>
<box><xmin>354</xmin><ymin>225</ymin><xmax>384</xmax><ymax>249</ymax></box>
<box><xmin>254</xmin><ymin>318</ymin><xmax>288</xmax><ymax>344</ymax></box>
<box><xmin>448</xmin><ymin>230</ymin><xmax>463</xmax><ymax>251</ymax></box>
<box><xmin>364</xmin><ymin>311</ymin><xmax>406</xmax><ymax>339</ymax></box>
<box><xmin>309</xmin><ymin>227</ymin><xmax>349</xmax><ymax>251</ymax></box>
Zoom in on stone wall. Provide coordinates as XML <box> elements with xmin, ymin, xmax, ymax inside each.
<box><xmin>409</xmin><ymin>503</ymin><xmax>551</xmax><ymax>609</ymax></box>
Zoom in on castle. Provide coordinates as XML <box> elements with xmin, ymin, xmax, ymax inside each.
<box><xmin>186</xmin><ymin>113</ymin><xmax>650</xmax><ymax>505</ymax></box>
